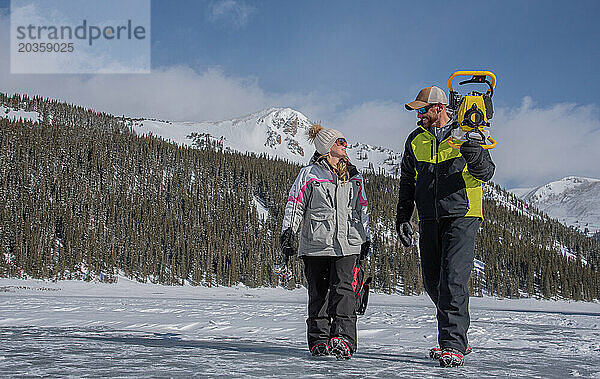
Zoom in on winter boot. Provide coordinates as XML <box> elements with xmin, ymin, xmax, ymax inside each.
<box><xmin>439</xmin><ymin>348</ymin><xmax>464</xmax><ymax>367</ymax></box>
<box><xmin>310</xmin><ymin>343</ymin><xmax>330</xmax><ymax>357</ymax></box>
<box><xmin>429</xmin><ymin>347</ymin><xmax>442</xmax><ymax>360</ymax></box>
<box><xmin>430</xmin><ymin>344</ymin><xmax>471</xmax><ymax>360</ymax></box>
<box><xmin>329</xmin><ymin>337</ymin><xmax>352</xmax><ymax>360</ymax></box>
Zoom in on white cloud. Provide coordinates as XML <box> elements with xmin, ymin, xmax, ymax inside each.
<box><xmin>9</xmin><ymin>1</ymin><xmax>150</xmax><ymax>74</ymax></box>
<box><xmin>1</xmin><ymin>13</ymin><xmax>599</xmax><ymax>188</ymax></box>
<box><xmin>1</xmin><ymin>7</ymin><xmax>337</xmax><ymax>121</ymax></box>
<box><xmin>330</xmin><ymin>97</ymin><xmax>600</xmax><ymax>188</ymax></box>
<box><xmin>208</xmin><ymin>0</ymin><xmax>255</xmax><ymax>29</ymax></box>
<box><xmin>492</xmin><ymin>97</ymin><xmax>600</xmax><ymax>187</ymax></box>
<box><xmin>326</xmin><ymin>100</ymin><xmax>415</xmax><ymax>149</ymax></box>
<box><xmin>0</xmin><ymin>6</ymin><xmax>339</xmax><ymax>121</ymax></box>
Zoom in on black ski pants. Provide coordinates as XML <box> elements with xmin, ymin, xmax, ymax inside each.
<box><xmin>302</xmin><ymin>255</ymin><xmax>358</xmax><ymax>353</ymax></box>
<box><xmin>419</xmin><ymin>216</ymin><xmax>480</xmax><ymax>354</ymax></box>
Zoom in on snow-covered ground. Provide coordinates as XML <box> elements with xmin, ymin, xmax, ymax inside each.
<box><xmin>1</xmin><ymin>278</ymin><xmax>599</xmax><ymax>378</ymax></box>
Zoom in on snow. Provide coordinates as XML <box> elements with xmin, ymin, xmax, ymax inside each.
<box><xmin>473</xmin><ymin>258</ymin><xmax>485</xmax><ymax>276</ymax></box>
<box><xmin>552</xmin><ymin>239</ymin><xmax>588</xmax><ymax>265</ymax></box>
<box><xmin>1</xmin><ymin>277</ymin><xmax>599</xmax><ymax>377</ymax></box>
<box><xmin>130</xmin><ymin>108</ymin><xmax>404</xmax><ymax>176</ymax></box>
<box><xmin>132</xmin><ymin>108</ymin><xmax>312</xmax><ymax>164</ymax></box>
<box><xmin>252</xmin><ymin>195</ymin><xmax>269</xmax><ymax>221</ymax></box>
<box><xmin>485</xmin><ymin>183</ymin><xmax>540</xmax><ymax>220</ymax></box>
<box><xmin>511</xmin><ymin>176</ymin><xmax>600</xmax><ymax>236</ymax></box>
<box><xmin>509</xmin><ymin>187</ymin><xmax>536</xmax><ymax>197</ymax></box>
<box><xmin>0</xmin><ymin>105</ymin><xmax>40</xmax><ymax>123</ymax></box>
<box><xmin>350</xmin><ymin>143</ymin><xmax>402</xmax><ymax>177</ymax></box>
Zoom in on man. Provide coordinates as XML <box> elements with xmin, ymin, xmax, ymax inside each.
<box><xmin>396</xmin><ymin>86</ymin><xmax>495</xmax><ymax>367</ymax></box>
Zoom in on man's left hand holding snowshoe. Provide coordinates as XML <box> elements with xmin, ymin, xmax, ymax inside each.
<box><xmin>460</xmin><ymin>140</ymin><xmax>495</xmax><ymax>182</ymax></box>
<box><xmin>460</xmin><ymin>140</ymin><xmax>484</xmax><ymax>166</ymax></box>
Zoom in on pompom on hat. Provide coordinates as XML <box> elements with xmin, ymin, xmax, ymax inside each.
<box><xmin>307</xmin><ymin>123</ymin><xmax>345</xmax><ymax>155</ymax></box>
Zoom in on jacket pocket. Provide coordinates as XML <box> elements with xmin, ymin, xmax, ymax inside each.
<box><xmin>308</xmin><ymin>212</ymin><xmax>334</xmax><ymax>245</ymax></box>
<box><xmin>438</xmin><ymin>185</ymin><xmax>469</xmax><ymax>217</ymax></box>
<box><xmin>347</xmin><ymin>215</ymin><xmax>366</xmax><ymax>246</ymax></box>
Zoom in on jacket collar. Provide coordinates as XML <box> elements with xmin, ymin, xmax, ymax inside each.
<box><xmin>420</xmin><ymin>118</ymin><xmax>457</xmax><ymax>143</ymax></box>
<box><xmin>309</xmin><ymin>150</ymin><xmax>359</xmax><ymax>178</ymax></box>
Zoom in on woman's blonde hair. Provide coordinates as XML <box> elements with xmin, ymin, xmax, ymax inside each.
<box><xmin>318</xmin><ymin>152</ymin><xmax>349</xmax><ymax>182</ymax></box>
<box><xmin>334</xmin><ymin>155</ymin><xmax>350</xmax><ymax>182</ymax></box>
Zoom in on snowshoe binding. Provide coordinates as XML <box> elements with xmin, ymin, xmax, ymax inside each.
<box><xmin>329</xmin><ymin>337</ymin><xmax>352</xmax><ymax>360</ymax></box>
<box><xmin>310</xmin><ymin>343</ymin><xmax>330</xmax><ymax>357</ymax></box>
<box><xmin>439</xmin><ymin>348</ymin><xmax>465</xmax><ymax>367</ymax></box>
<box><xmin>430</xmin><ymin>344</ymin><xmax>471</xmax><ymax>360</ymax></box>
<box><xmin>447</xmin><ymin>70</ymin><xmax>497</xmax><ymax>150</ymax></box>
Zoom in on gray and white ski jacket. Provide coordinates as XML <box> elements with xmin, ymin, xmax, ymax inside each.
<box><xmin>282</xmin><ymin>153</ymin><xmax>371</xmax><ymax>257</ymax></box>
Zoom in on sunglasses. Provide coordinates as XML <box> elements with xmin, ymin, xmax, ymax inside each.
<box><xmin>335</xmin><ymin>138</ymin><xmax>348</xmax><ymax>147</ymax></box>
<box><xmin>416</xmin><ymin>104</ymin><xmax>434</xmax><ymax>114</ymax></box>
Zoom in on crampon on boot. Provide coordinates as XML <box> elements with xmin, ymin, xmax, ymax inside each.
<box><xmin>439</xmin><ymin>348</ymin><xmax>464</xmax><ymax>367</ymax></box>
<box><xmin>310</xmin><ymin>343</ymin><xmax>330</xmax><ymax>357</ymax></box>
<box><xmin>329</xmin><ymin>337</ymin><xmax>352</xmax><ymax>360</ymax></box>
<box><xmin>430</xmin><ymin>344</ymin><xmax>471</xmax><ymax>360</ymax></box>
<box><xmin>429</xmin><ymin>347</ymin><xmax>442</xmax><ymax>360</ymax></box>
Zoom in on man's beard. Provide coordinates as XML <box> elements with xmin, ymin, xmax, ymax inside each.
<box><xmin>419</xmin><ymin>116</ymin><xmax>432</xmax><ymax>128</ymax></box>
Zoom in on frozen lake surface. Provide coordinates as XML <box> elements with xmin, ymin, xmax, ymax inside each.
<box><xmin>1</xmin><ymin>278</ymin><xmax>599</xmax><ymax>378</ymax></box>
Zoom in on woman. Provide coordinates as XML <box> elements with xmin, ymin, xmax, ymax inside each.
<box><xmin>280</xmin><ymin>123</ymin><xmax>371</xmax><ymax>360</ymax></box>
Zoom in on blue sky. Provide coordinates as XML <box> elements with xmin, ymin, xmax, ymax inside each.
<box><xmin>1</xmin><ymin>0</ymin><xmax>599</xmax><ymax>188</ymax></box>
<box><xmin>149</xmin><ymin>0</ymin><xmax>600</xmax><ymax>110</ymax></box>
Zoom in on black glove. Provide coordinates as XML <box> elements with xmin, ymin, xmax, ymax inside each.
<box><xmin>279</xmin><ymin>228</ymin><xmax>296</xmax><ymax>257</ymax></box>
<box><xmin>460</xmin><ymin>140</ymin><xmax>484</xmax><ymax>166</ymax></box>
<box><xmin>360</xmin><ymin>240</ymin><xmax>371</xmax><ymax>260</ymax></box>
<box><xmin>396</xmin><ymin>222</ymin><xmax>414</xmax><ymax>248</ymax></box>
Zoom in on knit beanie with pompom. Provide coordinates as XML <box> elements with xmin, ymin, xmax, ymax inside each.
<box><xmin>307</xmin><ymin>123</ymin><xmax>345</xmax><ymax>155</ymax></box>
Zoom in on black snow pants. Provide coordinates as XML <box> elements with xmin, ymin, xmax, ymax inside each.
<box><xmin>419</xmin><ymin>216</ymin><xmax>480</xmax><ymax>354</ymax></box>
<box><xmin>302</xmin><ymin>255</ymin><xmax>358</xmax><ymax>353</ymax></box>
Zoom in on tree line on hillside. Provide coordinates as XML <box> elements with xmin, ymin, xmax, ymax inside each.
<box><xmin>1</xmin><ymin>93</ymin><xmax>599</xmax><ymax>300</ymax></box>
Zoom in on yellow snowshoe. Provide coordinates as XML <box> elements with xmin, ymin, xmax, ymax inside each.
<box><xmin>447</xmin><ymin>70</ymin><xmax>497</xmax><ymax>150</ymax></box>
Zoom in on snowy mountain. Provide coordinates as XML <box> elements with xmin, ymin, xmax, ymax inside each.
<box><xmin>511</xmin><ymin>176</ymin><xmax>600</xmax><ymax>236</ymax></box>
<box><xmin>2</xmin><ymin>93</ymin><xmax>599</xmax><ymax>301</ymax></box>
<box><xmin>485</xmin><ymin>182</ymin><xmax>541</xmax><ymax>220</ymax></box>
<box><xmin>1</xmin><ymin>102</ymin><xmax>403</xmax><ymax>176</ymax></box>
<box><xmin>4</xmin><ymin>98</ymin><xmax>598</xmax><ymax>239</ymax></box>
<box><xmin>130</xmin><ymin>108</ymin><xmax>402</xmax><ymax>176</ymax></box>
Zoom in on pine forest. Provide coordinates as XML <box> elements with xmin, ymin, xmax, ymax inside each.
<box><xmin>1</xmin><ymin>93</ymin><xmax>599</xmax><ymax>301</ymax></box>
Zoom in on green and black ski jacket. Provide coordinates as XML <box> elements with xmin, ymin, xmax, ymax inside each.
<box><xmin>396</xmin><ymin>125</ymin><xmax>495</xmax><ymax>224</ymax></box>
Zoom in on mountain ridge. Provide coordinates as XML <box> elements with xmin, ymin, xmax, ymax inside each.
<box><xmin>129</xmin><ymin>107</ymin><xmax>404</xmax><ymax>176</ymax></box>
<box><xmin>510</xmin><ymin>176</ymin><xmax>600</xmax><ymax>237</ymax></box>
<box><xmin>1</xmin><ymin>92</ymin><xmax>599</xmax><ymax>300</ymax></box>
